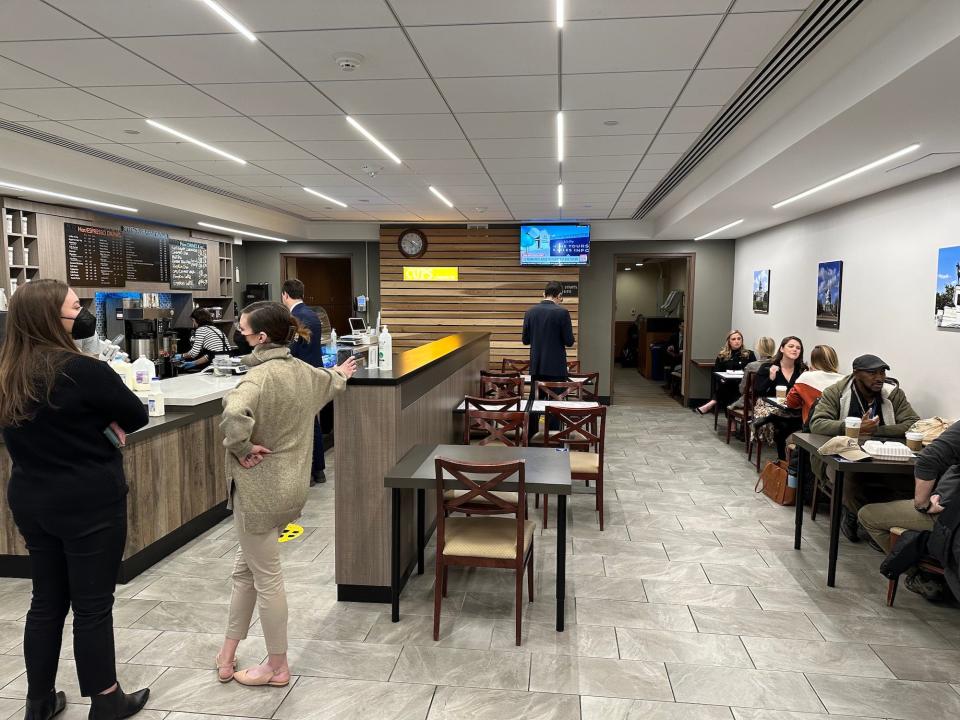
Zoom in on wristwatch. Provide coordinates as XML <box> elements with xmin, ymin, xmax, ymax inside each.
<box><xmin>915</xmin><ymin>501</ymin><xmax>931</xmax><ymax>514</ymax></box>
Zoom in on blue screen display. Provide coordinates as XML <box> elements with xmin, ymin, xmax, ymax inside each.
<box><xmin>520</xmin><ymin>225</ymin><xmax>590</xmax><ymax>266</ymax></box>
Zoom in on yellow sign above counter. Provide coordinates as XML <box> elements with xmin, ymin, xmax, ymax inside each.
<box><xmin>403</xmin><ymin>266</ymin><xmax>459</xmax><ymax>281</ymax></box>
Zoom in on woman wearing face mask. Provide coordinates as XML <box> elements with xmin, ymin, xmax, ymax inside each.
<box><xmin>0</xmin><ymin>280</ymin><xmax>150</xmax><ymax>720</ymax></box>
<box><xmin>216</xmin><ymin>302</ymin><xmax>356</xmax><ymax>687</ymax></box>
<box><xmin>695</xmin><ymin>330</ymin><xmax>755</xmax><ymax>415</ymax></box>
<box><xmin>174</xmin><ymin>308</ymin><xmax>231</xmax><ymax>372</ymax></box>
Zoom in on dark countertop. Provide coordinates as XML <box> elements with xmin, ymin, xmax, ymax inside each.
<box><xmin>349</xmin><ymin>332</ymin><xmax>491</xmax><ymax>386</ymax></box>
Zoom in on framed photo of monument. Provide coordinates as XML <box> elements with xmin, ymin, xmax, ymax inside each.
<box><xmin>935</xmin><ymin>245</ymin><xmax>960</xmax><ymax>330</ymax></box>
<box><xmin>753</xmin><ymin>269</ymin><xmax>770</xmax><ymax>313</ymax></box>
<box><xmin>816</xmin><ymin>260</ymin><xmax>843</xmax><ymax>329</ymax></box>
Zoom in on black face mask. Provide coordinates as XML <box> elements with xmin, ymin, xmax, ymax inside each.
<box><xmin>233</xmin><ymin>330</ymin><xmax>250</xmax><ymax>348</ymax></box>
<box><xmin>63</xmin><ymin>307</ymin><xmax>97</xmax><ymax>340</ymax></box>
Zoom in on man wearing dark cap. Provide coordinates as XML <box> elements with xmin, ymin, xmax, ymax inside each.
<box><xmin>809</xmin><ymin>354</ymin><xmax>920</xmax><ymax>541</ymax></box>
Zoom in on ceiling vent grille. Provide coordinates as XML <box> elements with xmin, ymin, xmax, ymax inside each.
<box><xmin>0</xmin><ymin>118</ymin><xmax>307</xmax><ymax>219</ymax></box>
<box><xmin>633</xmin><ymin>0</ymin><xmax>863</xmax><ymax>221</ymax></box>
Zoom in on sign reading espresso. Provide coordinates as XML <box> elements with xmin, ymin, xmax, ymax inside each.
<box><xmin>403</xmin><ymin>266</ymin><xmax>459</xmax><ymax>282</ymax></box>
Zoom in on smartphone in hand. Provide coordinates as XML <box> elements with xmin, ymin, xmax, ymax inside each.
<box><xmin>103</xmin><ymin>425</ymin><xmax>124</xmax><ymax>448</ymax></box>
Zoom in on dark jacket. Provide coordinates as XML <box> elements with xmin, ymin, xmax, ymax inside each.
<box><xmin>809</xmin><ymin>375</ymin><xmax>919</xmax><ymax>437</ymax></box>
<box><xmin>522</xmin><ymin>300</ymin><xmax>574</xmax><ymax>378</ymax></box>
<box><xmin>290</xmin><ymin>302</ymin><xmax>324</xmax><ymax>368</ymax></box>
<box><xmin>713</xmin><ymin>350</ymin><xmax>755</xmax><ymax>374</ymax></box>
<box><xmin>4</xmin><ymin>354</ymin><xmax>148</xmax><ymax>513</ymax></box>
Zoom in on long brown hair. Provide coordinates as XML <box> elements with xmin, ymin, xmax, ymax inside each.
<box><xmin>771</xmin><ymin>335</ymin><xmax>806</xmax><ymax>370</ymax></box>
<box><xmin>242</xmin><ymin>301</ymin><xmax>310</xmax><ymax>345</ymax></box>
<box><xmin>0</xmin><ymin>279</ymin><xmax>82</xmax><ymax>427</ymax></box>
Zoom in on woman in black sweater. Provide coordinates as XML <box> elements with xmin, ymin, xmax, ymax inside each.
<box><xmin>695</xmin><ymin>330</ymin><xmax>756</xmax><ymax>415</ymax></box>
<box><xmin>0</xmin><ymin>280</ymin><xmax>150</xmax><ymax>720</ymax></box>
<box><xmin>753</xmin><ymin>335</ymin><xmax>807</xmax><ymax>459</ymax></box>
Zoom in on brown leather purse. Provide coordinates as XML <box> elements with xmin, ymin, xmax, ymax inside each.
<box><xmin>755</xmin><ymin>460</ymin><xmax>796</xmax><ymax>506</ymax></box>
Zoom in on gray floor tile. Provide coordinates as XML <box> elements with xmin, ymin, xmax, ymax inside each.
<box><xmin>0</xmin><ymin>595</ymin><xmax>29</xmax><ymax>622</ymax></box>
<box><xmin>741</xmin><ymin>637</ymin><xmax>894</xmax><ymax>678</ymax></box>
<box><xmin>806</xmin><ymin>673</ymin><xmax>960</xmax><ymax>719</ymax></box>
<box><xmin>870</xmin><ymin>645</ymin><xmax>960</xmax><ymax>682</ymax></box>
<box><xmin>276</xmin><ymin>676</ymin><xmax>434</xmax><ymax>720</ymax></box>
<box><xmin>2</xmin><ymin>659</ymin><xmax>165</xmax><ymax>705</ymax></box>
<box><xmin>128</xmin><ymin>630</ymin><xmax>265</xmax><ymax>670</ymax></box>
<box><xmin>570</xmin><ymin>576</ymin><xmax>648</xmax><ymax>601</ymax></box>
<box><xmin>807</xmin><ymin>614</ymin><xmax>955</xmax><ymax>649</ymax></box>
<box><xmin>491</xmin><ymin>621</ymin><xmax>618</xmax><ymax>658</ymax></box>
<box><xmin>691</xmin><ymin>607</ymin><xmax>822</xmax><ymax>640</ymax></box>
<box><xmin>145</xmin><ymin>666</ymin><xmax>292</xmax><ymax>717</ymax></box>
<box><xmin>668</xmin><ymin>664</ymin><xmax>824</xmax><ymax>712</ymax></box>
<box><xmin>0</xmin><ymin>698</ymin><xmax>24</xmax><ymax>720</ymax></box>
<box><xmin>364</xmin><ymin>614</ymin><xmax>495</xmax><ymax>650</ymax></box>
<box><xmin>602</xmin><ymin>558</ymin><xmax>708</xmax><ymax>583</ymax></box>
<box><xmin>616</xmin><ymin>627</ymin><xmax>753</xmax><ymax>667</ymax></box>
<box><xmin>530</xmin><ymin>654</ymin><xmax>673</xmax><ymax>701</ymax></box>
<box><xmin>0</xmin><ymin>656</ymin><xmax>24</xmax><ymax>690</ymax></box>
<box><xmin>571</xmin><ymin>539</ymin><xmax>668</xmax><ymax>559</ymax></box>
<box><xmin>134</xmin><ymin>576</ymin><xmax>234</xmax><ymax>604</ymax></box>
<box><xmin>664</xmin><ymin>544</ymin><xmax>767</xmax><ymax>567</ymax></box>
<box><xmin>390</xmin><ymin>645</ymin><xmax>529</xmax><ymax>691</ymax></box>
<box><xmin>0</xmin><ymin>623</ymin><xmax>23</xmax><ymax>654</ymax></box>
<box><xmin>132</xmin><ymin>601</ymin><xmax>241</xmax><ymax>634</ymax></box>
<box><xmin>576</xmin><ymin>598</ymin><xmax>695</xmax><ymax>631</ymax></box>
<box><xmin>251</xmin><ymin>606</ymin><xmax>380</xmax><ymax>643</ymax></box>
<box><xmin>581</xmin><ymin>697</ymin><xmax>733</xmax><ymax>720</ymax></box>
<box><xmin>702</xmin><ymin>564</ymin><xmax>810</xmax><ymax>588</ymax></box>
<box><xmin>643</xmin><ymin>580</ymin><xmax>760</xmax><ymax>609</ymax></box>
<box><xmin>730</xmin><ymin>709</ymin><xmax>879</xmax><ymax>720</ymax></box>
<box><xmin>427</xmin><ymin>686</ymin><xmax>579</xmax><ymax>720</ymax></box>
<box><xmin>750</xmin><ymin>586</ymin><xmax>881</xmax><ymax>616</ymax></box>
<box><xmin>285</xmin><ymin>639</ymin><xmax>401</xmax><ymax>681</ymax></box>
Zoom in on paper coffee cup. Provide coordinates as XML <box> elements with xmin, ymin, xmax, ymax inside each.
<box><xmin>844</xmin><ymin>417</ymin><xmax>861</xmax><ymax>438</ymax></box>
<box><xmin>905</xmin><ymin>431</ymin><xmax>924</xmax><ymax>451</ymax></box>
<box><xmin>775</xmin><ymin>385</ymin><xmax>787</xmax><ymax>399</ymax></box>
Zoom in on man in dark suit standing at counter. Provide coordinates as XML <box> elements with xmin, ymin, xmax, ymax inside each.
<box><xmin>523</xmin><ymin>280</ymin><xmax>575</xmax><ymax>386</ymax></box>
<box><xmin>281</xmin><ymin>278</ymin><xmax>327</xmax><ymax>484</ymax></box>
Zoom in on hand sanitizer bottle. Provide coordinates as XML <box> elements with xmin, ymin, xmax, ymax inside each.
<box><xmin>378</xmin><ymin>325</ymin><xmax>392</xmax><ymax>372</ymax></box>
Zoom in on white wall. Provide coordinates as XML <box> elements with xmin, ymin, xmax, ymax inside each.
<box><xmin>732</xmin><ymin>166</ymin><xmax>960</xmax><ymax>418</ymax></box>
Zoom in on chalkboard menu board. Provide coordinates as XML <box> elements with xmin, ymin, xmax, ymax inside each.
<box><xmin>169</xmin><ymin>239</ymin><xmax>208</xmax><ymax>290</ymax></box>
<box><xmin>64</xmin><ymin>223</ymin><xmax>125</xmax><ymax>287</ymax></box>
<box><xmin>122</xmin><ymin>226</ymin><xmax>170</xmax><ymax>283</ymax></box>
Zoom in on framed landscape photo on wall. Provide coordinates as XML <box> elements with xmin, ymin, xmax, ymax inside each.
<box><xmin>816</xmin><ymin>260</ymin><xmax>843</xmax><ymax>329</ymax></box>
<box><xmin>935</xmin><ymin>244</ymin><xmax>960</xmax><ymax>330</ymax></box>
<box><xmin>753</xmin><ymin>269</ymin><xmax>770</xmax><ymax>313</ymax></box>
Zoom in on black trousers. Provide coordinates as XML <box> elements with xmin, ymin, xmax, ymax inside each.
<box><xmin>11</xmin><ymin>500</ymin><xmax>126</xmax><ymax>698</ymax></box>
<box><xmin>311</xmin><ymin>415</ymin><xmax>325</xmax><ymax>475</ymax></box>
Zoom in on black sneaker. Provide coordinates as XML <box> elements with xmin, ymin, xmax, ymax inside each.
<box><xmin>905</xmin><ymin>569</ymin><xmax>946</xmax><ymax>602</ymax></box>
<box><xmin>311</xmin><ymin>471</ymin><xmax>326</xmax><ymax>485</ymax></box>
<box><xmin>840</xmin><ymin>508</ymin><xmax>860</xmax><ymax>543</ymax></box>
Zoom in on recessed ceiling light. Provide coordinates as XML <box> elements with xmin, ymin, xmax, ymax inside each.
<box><xmin>624</xmin><ymin>267</ymin><xmax>631</xmax><ymax>271</ymax></box>
<box><xmin>635</xmin><ymin>262</ymin><xmax>643</xmax><ymax>266</ymax></box>
<box><xmin>346</xmin><ymin>116</ymin><xmax>401</xmax><ymax>164</ymax></box>
<box><xmin>694</xmin><ymin>218</ymin><xmax>744</xmax><ymax>241</ymax></box>
<box><xmin>556</xmin><ymin>111</ymin><xmax>564</xmax><ymax>163</ymax></box>
<box><xmin>428</xmin><ymin>186</ymin><xmax>454</xmax><ymax>208</ymax></box>
<box><xmin>474</xmin><ymin>207</ymin><xmax>488</xmax><ymax>213</ymax></box>
<box><xmin>303</xmin><ymin>187</ymin><xmax>348</xmax><ymax>207</ymax></box>
<box><xmin>603</xmin><ymin>120</ymin><xmax>619</xmax><ymax>127</ymax></box>
<box><xmin>146</xmin><ymin>119</ymin><xmax>246</xmax><ymax>164</ymax></box>
<box><xmin>773</xmin><ymin>143</ymin><xmax>920</xmax><ymax>209</ymax></box>
<box><xmin>556</xmin><ymin>0</ymin><xmax>564</xmax><ymax>28</ymax></box>
<box><xmin>197</xmin><ymin>0</ymin><xmax>256</xmax><ymax>42</ymax></box>
<box><xmin>557</xmin><ymin>183</ymin><xmax>563</xmax><ymax>208</ymax></box>
<box><xmin>198</xmin><ymin>221</ymin><xmax>286</xmax><ymax>242</ymax></box>
<box><xmin>0</xmin><ymin>180</ymin><xmax>138</xmax><ymax>212</ymax></box>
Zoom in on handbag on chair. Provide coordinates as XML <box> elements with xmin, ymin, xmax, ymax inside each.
<box><xmin>755</xmin><ymin>460</ymin><xmax>796</xmax><ymax>506</ymax></box>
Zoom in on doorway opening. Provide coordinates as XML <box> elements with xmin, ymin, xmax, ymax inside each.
<box><xmin>281</xmin><ymin>254</ymin><xmax>353</xmax><ymax>335</ymax></box>
<box><xmin>610</xmin><ymin>253</ymin><xmax>693</xmax><ymax>405</ymax></box>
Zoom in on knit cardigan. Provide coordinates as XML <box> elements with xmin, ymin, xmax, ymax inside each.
<box><xmin>220</xmin><ymin>344</ymin><xmax>347</xmax><ymax>534</ymax></box>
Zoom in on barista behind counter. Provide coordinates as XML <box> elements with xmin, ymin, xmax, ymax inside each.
<box><xmin>174</xmin><ymin>308</ymin><xmax>231</xmax><ymax>373</ymax></box>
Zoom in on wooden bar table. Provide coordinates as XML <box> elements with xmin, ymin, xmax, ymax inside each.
<box><xmin>385</xmin><ymin>443</ymin><xmax>573</xmax><ymax>631</ymax></box>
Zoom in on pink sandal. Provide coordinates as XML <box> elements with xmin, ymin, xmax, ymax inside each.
<box><xmin>215</xmin><ymin>654</ymin><xmax>236</xmax><ymax>683</ymax></box>
<box><xmin>233</xmin><ymin>666</ymin><xmax>290</xmax><ymax>688</ymax></box>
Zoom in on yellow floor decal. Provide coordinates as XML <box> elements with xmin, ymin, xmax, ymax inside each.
<box><xmin>278</xmin><ymin>523</ymin><xmax>303</xmax><ymax>543</ymax></box>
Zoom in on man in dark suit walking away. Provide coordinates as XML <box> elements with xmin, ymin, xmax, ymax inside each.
<box><xmin>281</xmin><ymin>279</ymin><xmax>328</xmax><ymax>484</ymax></box>
<box><xmin>523</xmin><ymin>281</ymin><xmax>575</xmax><ymax>429</ymax></box>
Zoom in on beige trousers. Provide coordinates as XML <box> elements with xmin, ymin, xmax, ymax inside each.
<box><xmin>858</xmin><ymin>499</ymin><xmax>935</xmax><ymax>553</ymax></box>
<box><xmin>225</xmin><ymin>522</ymin><xmax>288</xmax><ymax>654</ymax></box>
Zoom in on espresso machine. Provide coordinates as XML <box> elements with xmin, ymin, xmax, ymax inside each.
<box><xmin>121</xmin><ymin>308</ymin><xmax>176</xmax><ymax>362</ymax></box>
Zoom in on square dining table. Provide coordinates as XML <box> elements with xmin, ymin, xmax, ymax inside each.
<box><xmin>384</xmin><ymin>443</ymin><xmax>573</xmax><ymax>631</ymax></box>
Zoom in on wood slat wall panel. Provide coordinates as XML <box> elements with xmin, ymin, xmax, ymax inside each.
<box><xmin>380</xmin><ymin>228</ymin><xmax>578</xmax><ymax>370</ymax></box>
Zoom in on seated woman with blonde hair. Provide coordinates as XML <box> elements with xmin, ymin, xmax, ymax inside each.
<box><xmin>695</xmin><ymin>329</ymin><xmax>756</xmax><ymax>415</ymax></box>
<box><xmin>784</xmin><ymin>344</ymin><xmax>843</xmax><ymax>423</ymax></box>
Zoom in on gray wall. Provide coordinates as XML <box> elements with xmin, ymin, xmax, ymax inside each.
<box><xmin>239</xmin><ymin>241</ymin><xmax>380</xmax><ymax>318</ymax></box>
<box><xmin>580</xmin><ymin>239</ymin><xmax>736</xmax><ymax>400</ymax></box>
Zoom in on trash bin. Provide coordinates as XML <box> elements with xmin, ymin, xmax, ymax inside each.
<box><xmin>650</xmin><ymin>345</ymin><xmax>665</xmax><ymax>381</ymax></box>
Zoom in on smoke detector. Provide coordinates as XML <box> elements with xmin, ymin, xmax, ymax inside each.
<box><xmin>359</xmin><ymin>163</ymin><xmax>383</xmax><ymax>177</ymax></box>
<box><xmin>473</xmin><ymin>206</ymin><xmax>487</xmax><ymax>213</ymax></box>
<box><xmin>335</xmin><ymin>53</ymin><xmax>364</xmax><ymax>72</ymax></box>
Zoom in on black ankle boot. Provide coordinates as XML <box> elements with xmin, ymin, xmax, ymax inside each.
<box><xmin>24</xmin><ymin>691</ymin><xmax>66</xmax><ymax>720</ymax></box>
<box><xmin>88</xmin><ymin>685</ymin><xmax>149</xmax><ymax>720</ymax></box>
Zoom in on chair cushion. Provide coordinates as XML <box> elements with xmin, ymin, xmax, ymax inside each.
<box><xmin>444</xmin><ymin>489</ymin><xmax>519</xmax><ymax>505</ymax></box>
<box><xmin>442</xmin><ymin>517</ymin><xmax>535</xmax><ymax>560</ymax></box>
<box><xmin>570</xmin><ymin>450</ymin><xmax>600</xmax><ymax>475</ymax></box>
<box><xmin>469</xmin><ymin>438</ymin><xmax>509</xmax><ymax>446</ymax></box>
<box><xmin>531</xmin><ymin>430</ymin><xmax>588</xmax><ymax>445</ymax></box>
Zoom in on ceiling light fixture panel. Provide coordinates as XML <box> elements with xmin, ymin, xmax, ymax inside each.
<box><xmin>0</xmin><ymin>180</ymin><xmax>138</xmax><ymax>213</ymax></box>
<box><xmin>346</xmin><ymin>116</ymin><xmax>402</xmax><ymax>165</ymax></box>
<box><xmin>146</xmin><ymin>119</ymin><xmax>247</xmax><ymax>164</ymax></box>
<box><xmin>198</xmin><ymin>221</ymin><xmax>286</xmax><ymax>242</ymax></box>
<box><xmin>428</xmin><ymin>186</ymin><xmax>454</xmax><ymax>208</ymax></box>
<box><xmin>694</xmin><ymin>218</ymin><xmax>743</xmax><ymax>241</ymax></box>
<box><xmin>197</xmin><ymin>0</ymin><xmax>256</xmax><ymax>41</ymax></box>
<box><xmin>557</xmin><ymin>112</ymin><xmax>564</xmax><ymax>163</ymax></box>
<box><xmin>303</xmin><ymin>187</ymin><xmax>348</xmax><ymax>207</ymax></box>
<box><xmin>556</xmin><ymin>0</ymin><xmax>565</xmax><ymax>28</ymax></box>
<box><xmin>557</xmin><ymin>183</ymin><xmax>564</xmax><ymax>208</ymax></box>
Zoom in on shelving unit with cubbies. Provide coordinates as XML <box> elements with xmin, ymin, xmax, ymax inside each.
<box><xmin>218</xmin><ymin>240</ymin><xmax>234</xmax><ymax>301</ymax></box>
<box><xmin>2</xmin><ymin>203</ymin><xmax>40</xmax><ymax>298</ymax></box>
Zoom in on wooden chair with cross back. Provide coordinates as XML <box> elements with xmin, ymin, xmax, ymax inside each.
<box><xmin>480</xmin><ymin>370</ymin><xmax>523</xmax><ymax>400</ymax></box>
<box><xmin>462</xmin><ymin>395</ymin><xmax>522</xmax><ymax>444</ymax></box>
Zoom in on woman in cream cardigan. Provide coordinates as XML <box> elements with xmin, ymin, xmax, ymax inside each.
<box><xmin>216</xmin><ymin>301</ymin><xmax>357</xmax><ymax>687</ymax></box>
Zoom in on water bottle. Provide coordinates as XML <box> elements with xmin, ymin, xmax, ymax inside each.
<box><xmin>378</xmin><ymin>325</ymin><xmax>392</xmax><ymax>371</ymax></box>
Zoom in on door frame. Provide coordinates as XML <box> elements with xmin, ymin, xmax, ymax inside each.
<box><xmin>609</xmin><ymin>252</ymin><xmax>695</xmax><ymax>404</ymax></box>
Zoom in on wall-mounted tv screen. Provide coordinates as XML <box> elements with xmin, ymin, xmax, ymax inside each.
<box><xmin>520</xmin><ymin>224</ymin><xmax>590</xmax><ymax>266</ymax></box>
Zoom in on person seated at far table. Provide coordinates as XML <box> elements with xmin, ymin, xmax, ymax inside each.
<box><xmin>859</xmin><ymin>420</ymin><xmax>958</xmax><ymax>599</ymax></box>
<box><xmin>809</xmin><ymin>354</ymin><xmax>920</xmax><ymax>542</ymax></box>
<box><xmin>730</xmin><ymin>336</ymin><xmax>775</xmax><ymax>410</ymax></box>
<box><xmin>751</xmin><ymin>336</ymin><xmax>807</xmax><ymax>460</ymax></box>
<box><xmin>785</xmin><ymin>344</ymin><xmax>843</xmax><ymax>423</ymax></box>
<box><xmin>694</xmin><ymin>329</ymin><xmax>755</xmax><ymax>415</ymax></box>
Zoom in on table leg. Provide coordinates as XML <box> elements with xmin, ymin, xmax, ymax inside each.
<box><xmin>416</xmin><ymin>489</ymin><xmax>425</xmax><ymax>575</ymax></box>
<box><xmin>827</xmin><ymin>471</ymin><xmax>844</xmax><ymax>587</ymax></box>
<box><xmin>556</xmin><ymin>494</ymin><xmax>567</xmax><ymax>632</ymax></box>
<box><xmin>794</xmin><ymin>447</ymin><xmax>806</xmax><ymax>550</ymax></box>
<box><xmin>391</xmin><ymin>488</ymin><xmax>401</xmax><ymax>622</ymax></box>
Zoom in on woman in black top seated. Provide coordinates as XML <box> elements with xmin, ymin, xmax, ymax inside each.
<box><xmin>754</xmin><ymin>335</ymin><xmax>806</xmax><ymax>459</ymax></box>
<box><xmin>695</xmin><ymin>330</ymin><xmax>756</xmax><ymax>415</ymax></box>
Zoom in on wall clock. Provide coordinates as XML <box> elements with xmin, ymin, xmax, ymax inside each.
<box><xmin>398</xmin><ymin>228</ymin><xmax>428</xmax><ymax>259</ymax></box>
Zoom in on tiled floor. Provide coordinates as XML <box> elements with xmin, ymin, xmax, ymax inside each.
<box><xmin>2</xmin><ymin>368</ymin><xmax>960</xmax><ymax>720</ymax></box>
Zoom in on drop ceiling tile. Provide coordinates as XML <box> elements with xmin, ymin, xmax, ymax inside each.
<box><xmin>438</xmin><ymin>76</ymin><xmax>557</xmax><ymax>113</ymax></box>
<box><xmin>563</xmin><ymin>71</ymin><xmax>688</xmax><ymax>110</ymax></box>
<box><xmin>639</xmin><ymin>154</ymin><xmax>681</xmax><ymax>170</ymax></box>
<box><xmin>217</xmin><ymin>0</ymin><xmax>397</xmax><ymax>30</ymax></box>
<box><xmin>661</xmin><ymin>105</ymin><xmax>721</xmax><ymax>133</ymax></box>
<box><xmin>118</xmin><ymin>35</ymin><xmax>299</xmax><ymax>84</ymax></box>
<box><xmin>285</xmin><ymin>174</ymin><xmax>366</xmax><ymax>187</ymax></box>
<box><xmin>408</xmin><ymin>23</ymin><xmax>556</xmax><ymax>78</ymax></box>
<box><xmin>216</xmin><ymin>141</ymin><xmax>314</xmax><ymax>161</ymax></box>
<box><xmin>312</xmin><ymin>79</ymin><xmax>447</xmax><ymax>115</ymax></box>
<box><xmin>457</xmin><ymin>111</ymin><xmax>554</xmax><ymax>139</ymax></box>
<box><xmin>412</xmin><ymin>173</ymin><xmax>496</xmax><ymax>186</ymax></box>
<box><xmin>498</xmin><ymin>185</ymin><xmax>557</xmax><ymax>199</ymax></box>
<box><xmin>391</xmin><ymin>0</ymin><xmax>551</xmax><ymax>25</ymax></box>
<box><xmin>562</xmin><ymin>182</ymin><xmax>628</xmax><ymax>194</ymax></box>
<box><xmin>626</xmin><ymin>181</ymin><xmax>659</xmax><ymax>193</ymax></box>
<box><xmin>84</xmin><ymin>85</ymin><xmax>238</xmax><ymax>118</ymax></box>
<box><xmin>297</xmin><ymin>141</ymin><xmax>393</xmax><ymax>160</ymax></box>
<box><xmin>260</xmin><ymin>29</ymin><xmax>426</xmax><ymax>81</ymax></box>
<box><xmin>567</xmin><ymin>135</ymin><xmax>654</xmax><ymax>156</ymax></box>
<box><xmin>485</xmin><ymin>158</ymin><xmax>559</xmax><ymax>174</ymax></box>
<box><xmin>405</xmin><ymin>157</ymin><xmax>485</xmax><ymax>174</ymax></box>
<box><xmin>60</xmin><ymin>118</ymin><xmax>179</xmax><ymax>143</ymax></box>
<box><xmin>563</xmin><ymin>155</ymin><xmax>643</xmax><ymax>172</ymax></box>
<box><xmin>198</xmin><ymin>83</ymin><xmax>340</xmax><ymax>117</ymax></box>
<box><xmin>463</xmin><ymin>208</ymin><xmax>511</xmax><ymax>221</ymax></box>
<box><xmin>0</xmin><ymin>0</ymin><xmax>99</xmax><ymax>39</ymax></box>
<box><xmin>255</xmin><ymin>115</ymin><xmax>355</xmax><ymax>142</ymax></box>
<box><xmin>134</xmin><ymin>160</ymin><xmax>217</xmax><ymax>178</ymax></box>
<box><xmin>46</xmin><ymin>0</ymin><xmax>233</xmax><ymax>35</ymax></box>
<box><xmin>563</xmin><ymin>170</ymin><xmax>632</xmax><ymax>183</ymax></box>
<box><xmin>179</xmin><ymin>159</ymin><xmax>276</xmax><ymax>176</ymax></box>
<box><xmin>16</xmin><ymin>120</ymin><xmax>107</xmax><ymax>144</ymax></box>
<box><xmin>677</xmin><ymin>67</ymin><xmax>754</xmax><ymax>106</ymax></box>
<box><xmin>564</xmin><ymin>16</ymin><xmax>721</xmax><ymax>73</ymax></box>
<box><xmin>148</xmin><ymin>116</ymin><xmax>279</xmax><ymax>142</ymax></box>
<box><xmin>123</xmin><ymin>142</ymin><xmax>239</xmax><ymax>163</ymax></box>
<box><xmin>733</xmin><ymin>0</ymin><xmax>813</xmax><ymax>13</ymax></box>
<box><xmin>0</xmin><ymin>57</ymin><xmax>65</xmax><ymax>89</ymax></box>
<box><xmin>349</xmin><ymin>113</ymin><xmax>464</xmax><ymax>140</ymax></box>
<box><xmin>627</xmin><ymin>169</ymin><xmax>668</xmax><ymax>183</ymax></box>
<box><xmin>700</xmin><ymin>11</ymin><xmax>802</xmax><ymax>68</ymax></box>
<box><xmin>387</xmin><ymin>139</ymin><xmax>476</xmax><ymax>159</ymax></box>
<box><xmin>648</xmin><ymin>133</ymin><xmax>700</xmax><ymax>153</ymax></box>
<box><xmin>0</xmin><ymin>40</ymin><xmax>177</xmax><ymax>87</ymax></box>
<box><xmin>87</xmin><ymin>143</ymin><xmax>191</xmax><ymax>164</ymax></box>
<box><xmin>374</xmin><ymin>211</ymin><xmax>424</xmax><ymax>221</ymax></box>
<box><xmin>472</xmin><ymin>138</ymin><xmax>554</xmax><ymax>159</ymax></box>
<box><xmin>570</xmin><ymin>1</ymin><xmax>730</xmax><ymax>19</ymax></box>
<box><xmin>0</xmin><ymin>88</ymin><xmax>134</xmax><ymax>119</ymax></box>
<box><xmin>567</xmin><ymin>108</ymin><xmax>668</xmax><ymax>136</ymax></box>
<box><xmin>255</xmin><ymin>159</ymin><xmax>345</xmax><ymax>175</ymax></box>
<box><xmin>491</xmin><ymin>173</ymin><xmax>560</xmax><ymax>185</ymax></box>
<box><xmin>227</xmin><ymin>174</ymin><xmax>300</xmax><ymax>188</ymax></box>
